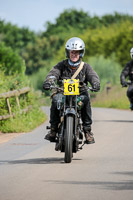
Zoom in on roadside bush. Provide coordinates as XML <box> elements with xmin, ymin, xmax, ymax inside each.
<box><xmin>87</xmin><ymin>55</ymin><xmax>121</xmax><ymax>90</ymax></box>
<box><xmin>0</xmin><ymin>42</ymin><xmax>26</xmax><ymax>75</ymax></box>
<box><xmin>0</xmin><ymin>43</ymin><xmax>46</xmax><ymax>133</ymax></box>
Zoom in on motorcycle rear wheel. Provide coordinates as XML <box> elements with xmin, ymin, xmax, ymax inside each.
<box><xmin>64</xmin><ymin>115</ymin><xmax>74</xmax><ymax>163</ymax></box>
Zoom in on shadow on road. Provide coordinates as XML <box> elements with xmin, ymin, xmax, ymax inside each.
<box><xmin>112</xmin><ymin>171</ymin><xmax>133</xmax><ymax>176</ymax></box>
<box><xmin>0</xmin><ymin>158</ymin><xmax>64</xmax><ymax>164</ymax></box>
<box><xmin>44</xmin><ymin>179</ymin><xmax>133</xmax><ymax>190</ymax></box>
<box><xmin>43</xmin><ymin>171</ymin><xmax>133</xmax><ymax>191</ymax></box>
<box><xmin>0</xmin><ymin>157</ymin><xmax>82</xmax><ymax>165</ymax></box>
<box><xmin>94</xmin><ymin>120</ymin><xmax>133</xmax><ymax>123</ymax></box>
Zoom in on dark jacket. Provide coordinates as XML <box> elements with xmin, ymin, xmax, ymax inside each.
<box><xmin>120</xmin><ymin>60</ymin><xmax>133</xmax><ymax>84</ymax></box>
<box><xmin>43</xmin><ymin>59</ymin><xmax>100</xmax><ymax>93</ymax></box>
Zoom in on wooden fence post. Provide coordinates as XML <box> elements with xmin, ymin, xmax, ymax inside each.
<box><xmin>0</xmin><ymin>87</ymin><xmax>31</xmax><ymax>120</ymax></box>
<box><xmin>16</xmin><ymin>96</ymin><xmax>20</xmax><ymax>108</ymax></box>
<box><xmin>6</xmin><ymin>98</ymin><xmax>12</xmax><ymax>116</ymax></box>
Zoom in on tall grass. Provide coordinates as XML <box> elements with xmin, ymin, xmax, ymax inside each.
<box><xmin>0</xmin><ymin>106</ymin><xmax>47</xmax><ymax>133</ymax></box>
<box><xmin>91</xmin><ymin>85</ymin><xmax>129</xmax><ymax>109</ymax></box>
<box><xmin>0</xmin><ymin>90</ymin><xmax>47</xmax><ymax>133</ymax></box>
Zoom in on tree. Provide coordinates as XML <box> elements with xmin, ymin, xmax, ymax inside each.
<box><xmin>0</xmin><ymin>42</ymin><xmax>26</xmax><ymax>75</ymax></box>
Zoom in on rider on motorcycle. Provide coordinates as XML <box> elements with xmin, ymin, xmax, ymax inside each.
<box><xmin>120</xmin><ymin>47</ymin><xmax>133</xmax><ymax>110</ymax></box>
<box><xmin>43</xmin><ymin>37</ymin><xmax>100</xmax><ymax>144</ymax></box>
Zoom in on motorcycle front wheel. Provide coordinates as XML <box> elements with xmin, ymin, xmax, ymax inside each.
<box><xmin>64</xmin><ymin>115</ymin><xmax>74</xmax><ymax>163</ymax></box>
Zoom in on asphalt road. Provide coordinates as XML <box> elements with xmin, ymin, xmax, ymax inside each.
<box><xmin>0</xmin><ymin>107</ymin><xmax>133</xmax><ymax>200</ymax></box>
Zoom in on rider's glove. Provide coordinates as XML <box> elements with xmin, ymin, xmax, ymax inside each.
<box><xmin>122</xmin><ymin>81</ymin><xmax>128</xmax><ymax>87</ymax></box>
<box><xmin>92</xmin><ymin>82</ymin><xmax>100</xmax><ymax>92</ymax></box>
<box><xmin>43</xmin><ymin>82</ymin><xmax>51</xmax><ymax>90</ymax></box>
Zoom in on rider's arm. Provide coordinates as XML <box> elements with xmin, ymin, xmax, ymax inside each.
<box><xmin>85</xmin><ymin>63</ymin><xmax>100</xmax><ymax>91</ymax></box>
<box><xmin>120</xmin><ymin>62</ymin><xmax>130</xmax><ymax>85</ymax></box>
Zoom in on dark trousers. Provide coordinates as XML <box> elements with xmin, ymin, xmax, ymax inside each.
<box><xmin>49</xmin><ymin>93</ymin><xmax>92</xmax><ymax>132</ymax></box>
<box><xmin>127</xmin><ymin>85</ymin><xmax>133</xmax><ymax>103</ymax></box>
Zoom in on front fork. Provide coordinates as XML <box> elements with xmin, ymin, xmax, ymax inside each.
<box><xmin>56</xmin><ymin>95</ymin><xmax>83</xmax><ymax>151</ymax></box>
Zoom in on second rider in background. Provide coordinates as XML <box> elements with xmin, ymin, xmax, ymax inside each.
<box><xmin>120</xmin><ymin>48</ymin><xmax>133</xmax><ymax>110</ymax></box>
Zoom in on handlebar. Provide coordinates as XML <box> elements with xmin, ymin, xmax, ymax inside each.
<box><xmin>49</xmin><ymin>79</ymin><xmax>97</xmax><ymax>93</ymax></box>
<box><xmin>87</xmin><ymin>87</ymin><xmax>97</xmax><ymax>92</ymax></box>
<box><xmin>50</xmin><ymin>85</ymin><xmax>64</xmax><ymax>92</ymax></box>
<box><xmin>122</xmin><ymin>80</ymin><xmax>133</xmax><ymax>87</ymax></box>
<box><xmin>127</xmin><ymin>80</ymin><xmax>133</xmax><ymax>85</ymax></box>
<box><xmin>50</xmin><ymin>84</ymin><xmax>96</xmax><ymax>93</ymax></box>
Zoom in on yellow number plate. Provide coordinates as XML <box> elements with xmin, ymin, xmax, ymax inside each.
<box><xmin>64</xmin><ymin>79</ymin><xmax>79</xmax><ymax>95</ymax></box>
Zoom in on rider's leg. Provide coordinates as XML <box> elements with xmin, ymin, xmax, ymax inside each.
<box><xmin>80</xmin><ymin>94</ymin><xmax>95</xmax><ymax>144</ymax></box>
<box><xmin>49</xmin><ymin>95</ymin><xmax>60</xmax><ymax>130</ymax></box>
<box><xmin>45</xmin><ymin>94</ymin><xmax>60</xmax><ymax>140</ymax></box>
<box><xmin>127</xmin><ymin>85</ymin><xmax>133</xmax><ymax>110</ymax></box>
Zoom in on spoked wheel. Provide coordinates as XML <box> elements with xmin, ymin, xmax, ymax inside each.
<box><xmin>64</xmin><ymin>115</ymin><xmax>74</xmax><ymax>163</ymax></box>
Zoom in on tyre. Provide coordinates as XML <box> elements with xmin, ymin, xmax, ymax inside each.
<box><xmin>64</xmin><ymin>115</ymin><xmax>74</xmax><ymax>163</ymax></box>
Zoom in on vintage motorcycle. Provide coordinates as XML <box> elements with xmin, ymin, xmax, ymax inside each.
<box><xmin>46</xmin><ymin>76</ymin><xmax>94</xmax><ymax>163</ymax></box>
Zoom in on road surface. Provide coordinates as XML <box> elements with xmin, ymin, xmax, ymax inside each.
<box><xmin>0</xmin><ymin>107</ymin><xmax>133</xmax><ymax>200</ymax></box>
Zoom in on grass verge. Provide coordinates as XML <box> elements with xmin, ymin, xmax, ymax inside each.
<box><xmin>0</xmin><ymin>106</ymin><xmax>47</xmax><ymax>133</ymax></box>
<box><xmin>91</xmin><ymin>85</ymin><xmax>129</xmax><ymax>110</ymax></box>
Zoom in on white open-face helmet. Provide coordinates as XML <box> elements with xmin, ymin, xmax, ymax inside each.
<box><xmin>130</xmin><ymin>48</ymin><xmax>133</xmax><ymax>59</ymax></box>
<box><xmin>65</xmin><ymin>37</ymin><xmax>85</xmax><ymax>58</ymax></box>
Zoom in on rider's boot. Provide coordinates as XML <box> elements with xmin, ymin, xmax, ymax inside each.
<box><xmin>45</xmin><ymin>127</ymin><xmax>57</xmax><ymax>141</ymax></box>
<box><xmin>83</xmin><ymin>127</ymin><xmax>95</xmax><ymax>144</ymax></box>
<box><xmin>129</xmin><ymin>97</ymin><xmax>133</xmax><ymax>110</ymax></box>
<box><xmin>129</xmin><ymin>102</ymin><xmax>133</xmax><ymax>110</ymax></box>
<box><xmin>84</xmin><ymin>131</ymin><xmax>95</xmax><ymax>144</ymax></box>
<box><xmin>129</xmin><ymin>98</ymin><xmax>133</xmax><ymax>110</ymax></box>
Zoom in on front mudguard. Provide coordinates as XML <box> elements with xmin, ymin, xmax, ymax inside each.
<box><xmin>65</xmin><ymin>108</ymin><xmax>76</xmax><ymax>117</ymax></box>
<box><xmin>64</xmin><ymin>108</ymin><xmax>76</xmax><ymax>132</ymax></box>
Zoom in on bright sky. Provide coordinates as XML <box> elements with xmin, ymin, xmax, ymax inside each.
<box><xmin>0</xmin><ymin>0</ymin><xmax>133</xmax><ymax>32</ymax></box>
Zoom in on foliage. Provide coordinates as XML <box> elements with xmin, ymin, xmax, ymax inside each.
<box><xmin>29</xmin><ymin>59</ymin><xmax>55</xmax><ymax>91</ymax></box>
<box><xmin>21</xmin><ymin>37</ymin><xmax>53</xmax><ymax>74</ymax></box>
<box><xmin>0</xmin><ymin>41</ymin><xmax>45</xmax><ymax>133</ymax></box>
<box><xmin>43</xmin><ymin>10</ymin><xmax>133</xmax><ymax>36</ymax></box>
<box><xmin>84</xmin><ymin>20</ymin><xmax>133</xmax><ymax>67</ymax></box>
<box><xmin>0</xmin><ymin>42</ymin><xmax>26</xmax><ymax>75</ymax></box>
<box><xmin>87</xmin><ymin>55</ymin><xmax>121</xmax><ymax>90</ymax></box>
<box><xmin>0</xmin><ymin>19</ymin><xmax>36</xmax><ymax>50</ymax></box>
<box><xmin>43</xmin><ymin>9</ymin><xmax>92</xmax><ymax>37</ymax></box>
<box><xmin>1</xmin><ymin>11</ymin><xmax>133</xmax><ymax>76</ymax></box>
